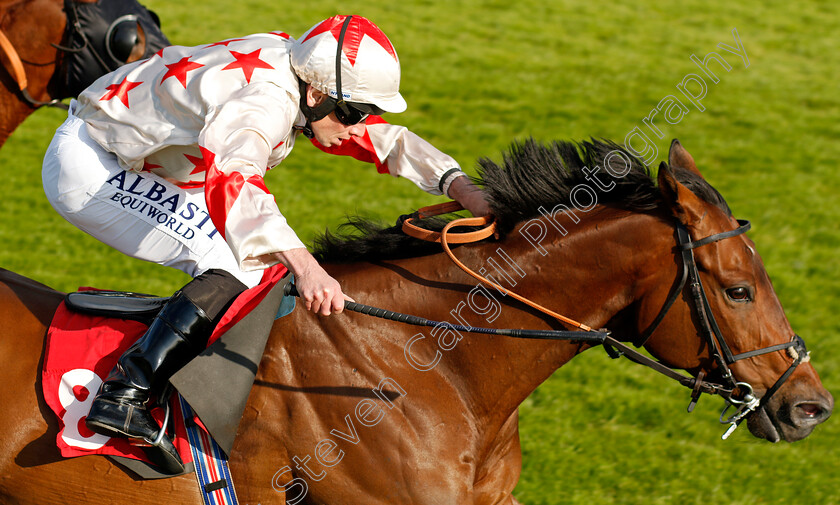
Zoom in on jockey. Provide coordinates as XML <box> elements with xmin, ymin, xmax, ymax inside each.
<box><xmin>41</xmin><ymin>15</ymin><xmax>488</xmax><ymax>464</ymax></box>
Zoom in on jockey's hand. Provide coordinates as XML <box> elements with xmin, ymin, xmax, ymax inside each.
<box><xmin>447</xmin><ymin>175</ymin><xmax>492</xmax><ymax>217</ymax></box>
<box><xmin>273</xmin><ymin>248</ymin><xmax>353</xmax><ymax>316</ymax></box>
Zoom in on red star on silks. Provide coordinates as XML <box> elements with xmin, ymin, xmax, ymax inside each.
<box><xmin>99</xmin><ymin>77</ymin><xmax>144</xmax><ymax>108</ymax></box>
<box><xmin>221</xmin><ymin>49</ymin><xmax>274</xmax><ymax>83</ymax></box>
<box><xmin>142</xmin><ymin>160</ymin><xmax>162</xmax><ymax>172</ymax></box>
<box><xmin>185</xmin><ymin>153</ymin><xmax>207</xmax><ymax>175</ymax></box>
<box><xmin>171</xmin><ymin>153</ymin><xmax>207</xmax><ymax>187</ymax></box>
<box><xmin>154</xmin><ymin>47</ymin><xmax>166</xmax><ymax>59</ymax></box>
<box><xmin>301</xmin><ymin>16</ymin><xmax>397</xmax><ymax>66</ymax></box>
<box><xmin>268</xmin><ymin>31</ymin><xmax>290</xmax><ymax>39</ymax></box>
<box><xmin>161</xmin><ymin>56</ymin><xmax>205</xmax><ymax>89</ymax></box>
<box><xmin>207</xmin><ymin>38</ymin><xmax>246</xmax><ymax>48</ymax></box>
<box><xmin>199</xmin><ymin>146</ymin><xmax>215</xmax><ymax>167</ymax></box>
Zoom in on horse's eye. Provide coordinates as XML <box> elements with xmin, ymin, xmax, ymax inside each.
<box><xmin>726</xmin><ymin>287</ymin><xmax>752</xmax><ymax>302</ymax></box>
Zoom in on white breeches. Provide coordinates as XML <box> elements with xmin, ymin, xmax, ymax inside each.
<box><xmin>42</xmin><ymin>111</ymin><xmax>263</xmax><ymax>288</ymax></box>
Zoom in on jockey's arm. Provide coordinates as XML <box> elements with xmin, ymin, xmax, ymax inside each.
<box><xmin>310</xmin><ymin>118</ymin><xmax>492</xmax><ymax>217</ymax></box>
<box><xmin>197</xmin><ymin>89</ymin><xmax>347</xmax><ymax>317</ymax></box>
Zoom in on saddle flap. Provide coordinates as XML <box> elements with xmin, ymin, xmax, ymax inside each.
<box><xmin>65</xmin><ymin>290</ymin><xmax>168</xmax><ymax>323</ymax></box>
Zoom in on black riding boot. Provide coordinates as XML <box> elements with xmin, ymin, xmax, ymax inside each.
<box><xmin>86</xmin><ymin>270</ymin><xmax>246</xmax><ymax>470</ymax></box>
<box><xmin>85</xmin><ymin>290</ymin><xmax>214</xmax><ymax>442</ymax></box>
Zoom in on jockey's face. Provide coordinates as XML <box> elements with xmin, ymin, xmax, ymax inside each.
<box><xmin>307</xmin><ymin>88</ymin><xmax>366</xmax><ymax>147</ymax></box>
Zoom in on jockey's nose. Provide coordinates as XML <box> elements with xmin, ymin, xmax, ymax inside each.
<box><xmin>349</xmin><ymin>122</ymin><xmax>366</xmax><ymax>137</ymax></box>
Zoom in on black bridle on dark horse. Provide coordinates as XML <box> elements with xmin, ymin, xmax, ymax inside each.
<box><xmin>2</xmin><ymin>0</ymin><xmax>168</xmax><ymax>109</ymax></box>
<box><xmin>285</xmin><ymin>217</ymin><xmax>810</xmax><ymax>439</ymax></box>
<box><xmin>52</xmin><ymin>0</ymin><xmax>169</xmax><ymax>100</ymax></box>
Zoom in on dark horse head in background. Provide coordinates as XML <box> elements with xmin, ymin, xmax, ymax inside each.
<box><xmin>53</xmin><ymin>0</ymin><xmax>169</xmax><ymax>97</ymax></box>
<box><xmin>0</xmin><ymin>0</ymin><xmax>169</xmax><ymax>147</ymax></box>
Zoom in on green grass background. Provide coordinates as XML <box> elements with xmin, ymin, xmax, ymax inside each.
<box><xmin>2</xmin><ymin>0</ymin><xmax>839</xmax><ymax>503</ymax></box>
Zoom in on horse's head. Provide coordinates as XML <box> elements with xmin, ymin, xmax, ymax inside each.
<box><xmin>638</xmin><ymin>140</ymin><xmax>832</xmax><ymax>442</ymax></box>
<box><xmin>55</xmin><ymin>0</ymin><xmax>170</xmax><ymax>98</ymax></box>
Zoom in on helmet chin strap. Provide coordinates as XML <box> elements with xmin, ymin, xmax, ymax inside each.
<box><xmin>295</xmin><ymin>16</ymin><xmax>354</xmax><ymax>139</ymax></box>
<box><xmin>296</xmin><ymin>77</ymin><xmax>336</xmax><ymax>139</ymax></box>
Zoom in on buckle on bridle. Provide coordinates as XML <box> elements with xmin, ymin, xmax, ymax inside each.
<box><xmin>686</xmin><ymin>370</ymin><xmax>706</xmax><ymax>413</ymax></box>
<box><xmin>719</xmin><ymin>382</ymin><xmax>760</xmax><ymax>439</ymax></box>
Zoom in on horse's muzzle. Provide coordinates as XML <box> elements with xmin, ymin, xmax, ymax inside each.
<box><xmin>747</xmin><ymin>384</ymin><xmax>833</xmax><ymax>442</ymax></box>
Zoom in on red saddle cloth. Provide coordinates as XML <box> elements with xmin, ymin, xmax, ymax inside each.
<box><xmin>41</xmin><ymin>265</ymin><xmax>287</xmax><ymax>466</ymax></box>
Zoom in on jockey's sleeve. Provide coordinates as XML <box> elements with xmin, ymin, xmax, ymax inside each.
<box><xmin>310</xmin><ymin>115</ymin><xmax>462</xmax><ymax>196</ymax></box>
<box><xmin>198</xmin><ymin>84</ymin><xmax>306</xmax><ymax>271</ymax></box>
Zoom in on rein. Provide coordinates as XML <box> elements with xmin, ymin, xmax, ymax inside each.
<box><xmin>399</xmin><ymin>204</ymin><xmax>750</xmax><ymax>403</ymax></box>
<box><xmin>395</xmin><ymin>202</ymin><xmax>809</xmax><ymax>437</ymax></box>
<box><xmin>283</xmin><ymin>283</ymin><xmax>609</xmax><ymax>343</ymax></box>
<box><xmin>0</xmin><ymin>28</ymin><xmax>67</xmax><ymax>108</ymax></box>
<box><xmin>403</xmin><ymin>203</ymin><xmax>597</xmax><ymax>331</ymax></box>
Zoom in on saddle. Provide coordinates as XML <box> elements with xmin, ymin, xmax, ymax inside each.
<box><xmin>65</xmin><ymin>290</ymin><xmax>167</xmax><ymax>323</ymax></box>
<box><xmin>42</xmin><ymin>268</ymin><xmax>293</xmax><ymax>480</ymax></box>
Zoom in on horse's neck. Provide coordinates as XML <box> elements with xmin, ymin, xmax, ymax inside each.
<box><xmin>0</xmin><ymin>0</ymin><xmax>66</xmax><ymax>147</ymax></box>
<box><xmin>438</xmin><ymin>209</ymin><xmax>672</xmax><ymax>422</ymax></box>
<box><xmin>0</xmin><ymin>89</ymin><xmax>31</xmax><ymax>147</ymax></box>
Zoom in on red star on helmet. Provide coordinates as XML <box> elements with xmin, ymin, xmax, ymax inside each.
<box><xmin>221</xmin><ymin>49</ymin><xmax>274</xmax><ymax>83</ymax></box>
<box><xmin>100</xmin><ymin>77</ymin><xmax>144</xmax><ymax>108</ymax></box>
<box><xmin>161</xmin><ymin>56</ymin><xmax>205</xmax><ymax>89</ymax></box>
<box><xmin>302</xmin><ymin>15</ymin><xmax>397</xmax><ymax>66</ymax></box>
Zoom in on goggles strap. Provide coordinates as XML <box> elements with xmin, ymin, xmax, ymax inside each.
<box><xmin>297</xmin><ymin>16</ymin><xmax>355</xmax><ymax>135</ymax></box>
<box><xmin>334</xmin><ymin>16</ymin><xmax>353</xmax><ymax>113</ymax></box>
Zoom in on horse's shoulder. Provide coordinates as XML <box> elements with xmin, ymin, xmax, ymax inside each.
<box><xmin>0</xmin><ymin>268</ymin><xmax>64</xmax><ymax>327</ymax></box>
<box><xmin>0</xmin><ymin>268</ymin><xmax>62</xmax><ymax>294</ymax></box>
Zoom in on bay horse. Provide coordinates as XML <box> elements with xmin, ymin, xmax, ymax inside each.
<box><xmin>0</xmin><ymin>0</ymin><xmax>168</xmax><ymax>148</ymax></box>
<box><xmin>0</xmin><ymin>139</ymin><xmax>832</xmax><ymax>504</ymax></box>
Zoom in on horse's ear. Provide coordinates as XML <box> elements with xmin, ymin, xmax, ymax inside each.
<box><xmin>668</xmin><ymin>139</ymin><xmax>703</xmax><ymax>178</ymax></box>
<box><xmin>657</xmin><ymin>161</ymin><xmax>707</xmax><ymax>226</ymax></box>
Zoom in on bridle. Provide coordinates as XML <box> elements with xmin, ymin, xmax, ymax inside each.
<box><xmin>287</xmin><ymin>204</ymin><xmax>811</xmax><ymax>439</ymax></box>
<box><xmin>632</xmin><ymin>218</ymin><xmax>810</xmax><ymax>438</ymax></box>
<box><xmin>0</xmin><ymin>0</ymin><xmax>163</xmax><ymax>109</ymax></box>
<box><xmin>401</xmin><ymin>204</ymin><xmax>811</xmax><ymax>438</ymax></box>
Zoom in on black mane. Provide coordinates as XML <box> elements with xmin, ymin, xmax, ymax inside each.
<box><xmin>312</xmin><ymin>138</ymin><xmax>730</xmax><ymax>263</ymax></box>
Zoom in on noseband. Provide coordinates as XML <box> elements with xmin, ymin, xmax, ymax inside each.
<box><xmin>636</xmin><ymin>219</ymin><xmax>810</xmax><ymax>438</ymax></box>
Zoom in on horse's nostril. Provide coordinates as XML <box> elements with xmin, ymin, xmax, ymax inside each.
<box><xmin>794</xmin><ymin>401</ymin><xmax>831</xmax><ymax>423</ymax></box>
<box><xmin>800</xmin><ymin>404</ymin><xmax>821</xmax><ymax>417</ymax></box>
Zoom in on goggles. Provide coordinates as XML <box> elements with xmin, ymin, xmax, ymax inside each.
<box><xmin>332</xmin><ymin>99</ymin><xmax>384</xmax><ymax>126</ymax></box>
